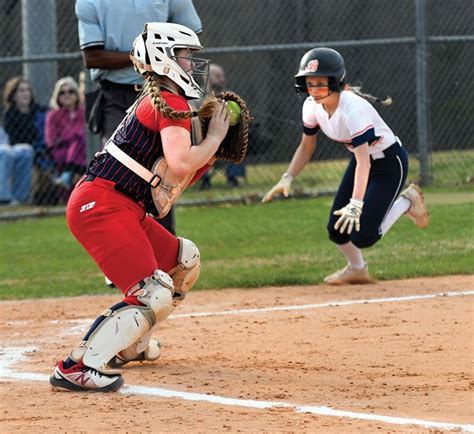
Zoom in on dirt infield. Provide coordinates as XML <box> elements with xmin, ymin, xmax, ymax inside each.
<box><xmin>1</xmin><ymin>275</ymin><xmax>473</xmax><ymax>433</ymax></box>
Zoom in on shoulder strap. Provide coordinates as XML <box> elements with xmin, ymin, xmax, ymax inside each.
<box><xmin>105</xmin><ymin>143</ymin><xmax>161</xmax><ymax>188</ymax></box>
<box><xmin>188</xmin><ymin>101</ymin><xmax>203</xmax><ymax>146</ymax></box>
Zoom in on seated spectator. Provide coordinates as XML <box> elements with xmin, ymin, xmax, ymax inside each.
<box><xmin>225</xmin><ymin>162</ymin><xmax>246</xmax><ymax>188</ymax></box>
<box><xmin>2</xmin><ymin>76</ymin><xmax>57</xmax><ymax>205</ymax></box>
<box><xmin>197</xmin><ymin>64</ymin><xmax>247</xmax><ymax>190</ymax></box>
<box><xmin>0</xmin><ymin>125</ymin><xmax>8</xmax><ymax>144</ymax></box>
<box><xmin>0</xmin><ymin>77</ymin><xmax>42</xmax><ymax>205</ymax></box>
<box><xmin>45</xmin><ymin>77</ymin><xmax>86</xmax><ymax>193</ymax></box>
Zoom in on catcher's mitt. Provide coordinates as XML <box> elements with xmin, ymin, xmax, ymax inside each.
<box><xmin>202</xmin><ymin>91</ymin><xmax>250</xmax><ymax>164</ymax></box>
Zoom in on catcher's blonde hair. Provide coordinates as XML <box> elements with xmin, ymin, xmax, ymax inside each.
<box><xmin>145</xmin><ymin>73</ymin><xmax>219</xmax><ymax>120</ymax></box>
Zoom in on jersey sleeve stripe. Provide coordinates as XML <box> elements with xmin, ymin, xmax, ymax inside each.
<box><xmin>80</xmin><ymin>41</ymin><xmax>105</xmax><ymax>49</ymax></box>
<box><xmin>350</xmin><ymin>124</ymin><xmax>374</xmax><ymax>138</ymax></box>
<box><xmin>303</xmin><ymin>125</ymin><xmax>320</xmax><ymax>136</ymax></box>
<box><xmin>351</xmin><ymin>127</ymin><xmax>378</xmax><ymax>147</ymax></box>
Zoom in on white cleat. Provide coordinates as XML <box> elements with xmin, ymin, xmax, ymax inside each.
<box><xmin>401</xmin><ymin>183</ymin><xmax>429</xmax><ymax>228</ymax></box>
<box><xmin>324</xmin><ymin>264</ymin><xmax>373</xmax><ymax>285</ymax></box>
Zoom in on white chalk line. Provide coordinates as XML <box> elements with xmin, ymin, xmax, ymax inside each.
<box><xmin>171</xmin><ymin>289</ymin><xmax>474</xmax><ymax>318</ymax></box>
<box><xmin>4</xmin><ymin>289</ymin><xmax>474</xmax><ymax>336</ymax></box>
<box><xmin>0</xmin><ymin>348</ymin><xmax>472</xmax><ymax>433</ymax></box>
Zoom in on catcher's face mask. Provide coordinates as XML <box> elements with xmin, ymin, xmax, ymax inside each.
<box><xmin>131</xmin><ymin>22</ymin><xmax>207</xmax><ymax>99</ymax></box>
<box><xmin>172</xmin><ymin>48</ymin><xmax>209</xmax><ymax>99</ymax></box>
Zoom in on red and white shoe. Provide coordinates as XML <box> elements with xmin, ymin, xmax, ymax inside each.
<box><xmin>49</xmin><ymin>360</ymin><xmax>123</xmax><ymax>392</ymax></box>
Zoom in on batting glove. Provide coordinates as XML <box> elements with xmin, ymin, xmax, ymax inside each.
<box><xmin>262</xmin><ymin>173</ymin><xmax>293</xmax><ymax>203</ymax></box>
<box><xmin>333</xmin><ymin>198</ymin><xmax>364</xmax><ymax>234</ymax></box>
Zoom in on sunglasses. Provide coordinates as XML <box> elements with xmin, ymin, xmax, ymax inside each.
<box><xmin>306</xmin><ymin>83</ymin><xmax>329</xmax><ymax>88</ymax></box>
<box><xmin>59</xmin><ymin>89</ymin><xmax>76</xmax><ymax>96</ymax></box>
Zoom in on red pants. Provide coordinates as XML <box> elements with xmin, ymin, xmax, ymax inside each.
<box><xmin>66</xmin><ymin>177</ymin><xmax>179</xmax><ymax>294</ymax></box>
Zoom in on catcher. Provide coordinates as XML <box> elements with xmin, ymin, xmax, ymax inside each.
<box><xmin>49</xmin><ymin>22</ymin><xmax>249</xmax><ymax>392</ymax></box>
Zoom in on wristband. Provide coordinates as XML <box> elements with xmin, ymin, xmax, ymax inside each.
<box><xmin>350</xmin><ymin>198</ymin><xmax>364</xmax><ymax>209</ymax></box>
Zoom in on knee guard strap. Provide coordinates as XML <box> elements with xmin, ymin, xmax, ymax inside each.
<box><xmin>136</xmin><ymin>270</ymin><xmax>175</xmax><ymax>322</ymax></box>
<box><xmin>168</xmin><ymin>237</ymin><xmax>201</xmax><ymax>304</ymax></box>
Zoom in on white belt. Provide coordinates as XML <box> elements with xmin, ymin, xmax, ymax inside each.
<box><xmin>371</xmin><ymin>138</ymin><xmax>402</xmax><ymax>160</ymax></box>
<box><xmin>371</xmin><ymin>150</ymin><xmax>386</xmax><ymax>160</ymax></box>
<box><xmin>105</xmin><ymin>142</ymin><xmax>161</xmax><ymax>188</ymax></box>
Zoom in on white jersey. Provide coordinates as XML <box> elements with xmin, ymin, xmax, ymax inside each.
<box><xmin>302</xmin><ymin>90</ymin><xmax>399</xmax><ymax>154</ymax></box>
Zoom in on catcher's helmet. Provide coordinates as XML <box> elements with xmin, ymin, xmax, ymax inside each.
<box><xmin>295</xmin><ymin>48</ymin><xmax>346</xmax><ymax>94</ymax></box>
<box><xmin>131</xmin><ymin>23</ymin><xmax>209</xmax><ymax>99</ymax></box>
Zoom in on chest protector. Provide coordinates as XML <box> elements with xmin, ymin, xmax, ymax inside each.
<box><xmin>104</xmin><ymin>100</ymin><xmax>202</xmax><ymax>218</ymax></box>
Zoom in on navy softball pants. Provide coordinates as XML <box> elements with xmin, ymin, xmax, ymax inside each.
<box><xmin>327</xmin><ymin>143</ymin><xmax>408</xmax><ymax>248</ymax></box>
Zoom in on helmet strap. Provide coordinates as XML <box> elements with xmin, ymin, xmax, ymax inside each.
<box><xmin>159</xmin><ymin>83</ymin><xmax>179</xmax><ymax>94</ymax></box>
<box><xmin>312</xmin><ymin>88</ymin><xmax>334</xmax><ymax>101</ymax></box>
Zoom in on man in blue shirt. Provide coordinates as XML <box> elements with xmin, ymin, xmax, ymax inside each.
<box><xmin>76</xmin><ymin>0</ymin><xmax>202</xmax><ymax>236</ymax></box>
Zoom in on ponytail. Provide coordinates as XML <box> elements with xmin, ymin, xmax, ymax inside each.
<box><xmin>144</xmin><ymin>73</ymin><xmax>220</xmax><ymax>120</ymax></box>
<box><xmin>346</xmin><ymin>84</ymin><xmax>393</xmax><ymax>106</ymax></box>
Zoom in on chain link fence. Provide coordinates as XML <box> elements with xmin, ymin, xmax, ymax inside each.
<box><xmin>0</xmin><ymin>0</ymin><xmax>472</xmax><ymax>215</ymax></box>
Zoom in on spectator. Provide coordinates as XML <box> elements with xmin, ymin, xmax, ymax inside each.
<box><xmin>0</xmin><ymin>120</ymin><xmax>33</xmax><ymax>206</ymax></box>
<box><xmin>207</xmin><ymin>63</ymin><xmax>226</xmax><ymax>94</ymax></box>
<box><xmin>45</xmin><ymin>77</ymin><xmax>87</xmax><ymax>195</ymax></box>
<box><xmin>1</xmin><ymin>77</ymin><xmax>45</xmax><ymax>205</ymax></box>
<box><xmin>225</xmin><ymin>162</ymin><xmax>246</xmax><ymax>187</ymax></box>
<box><xmin>0</xmin><ymin>124</ymin><xmax>8</xmax><ymax>144</ymax></box>
<box><xmin>199</xmin><ymin>64</ymin><xmax>247</xmax><ymax>190</ymax></box>
<box><xmin>75</xmin><ymin>0</ymin><xmax>202</xmax><ymax>235</ymax></box>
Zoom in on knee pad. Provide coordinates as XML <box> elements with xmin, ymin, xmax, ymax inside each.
<box><xmin>73</xmin><ymin>270</ymin><xmax>174</xmax><ymax>374</ymax></box>
<box><xmin>168</xmin><ymin>237</ymin><xmax>201</xmax><ymax>305</ymax></box>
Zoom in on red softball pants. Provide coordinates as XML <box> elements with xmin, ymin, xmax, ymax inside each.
<box><xmin>66</xmin><ymin>177</ymin><xmax>179</xmax><ymax>296</ymax></box>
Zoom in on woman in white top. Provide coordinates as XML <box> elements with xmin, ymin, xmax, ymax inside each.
<box><xmin>262</xmin><ymin>48</ymin><xmax>429</xmax><ymax>285</ymax></box>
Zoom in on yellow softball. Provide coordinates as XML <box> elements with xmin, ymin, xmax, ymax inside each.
<box><xmin>226</xmin><ymin>100</ymin><xmax>241</xmax><ymax>126</ymax></box>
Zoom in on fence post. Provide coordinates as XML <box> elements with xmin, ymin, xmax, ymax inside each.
<box><xmin>22</xmin><ymin>0</ymin><xmax>58</xmax><ymax>106</ymax></box>
<box><xmin>415</xmin><ymin>0</ymin><xmax>432</xmax><ymax>185</ymax></box>
<box><xmin>83</xmin><ymin>70</ymin><xmax>101</xmax><ymax>161</ymax></box>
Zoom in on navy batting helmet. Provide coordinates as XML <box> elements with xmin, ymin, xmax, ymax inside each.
<box><xmin>295</xmin><ymin>48</ymin><xmax>346</xmax><ymax>94</ymax></box>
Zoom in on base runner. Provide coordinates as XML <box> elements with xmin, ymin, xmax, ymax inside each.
<box><xmin>262</xmin><ymin>48</ymin><xmax>429</xmax><ymax>285</ymax></box>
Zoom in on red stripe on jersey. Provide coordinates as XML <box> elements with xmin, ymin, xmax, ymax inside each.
<box><xmin>351</xmin><ymin>124</ymin><xmax>374</xmax><ymax>138</ymax></box>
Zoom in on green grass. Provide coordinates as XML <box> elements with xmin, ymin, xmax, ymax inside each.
<box><xmin>180</xmin><ymin>149</ymin><xmax>474</xmax><ymax>201</ymax></box>
<box><xmin>1</xmin><ymin>191</ymin><xmax>473</xmax><ymax>300</ymax></box>
<box><xmin>0</xmin><ymin>150</ymin><xmax>471</xmax><ymax>217</ymax></box>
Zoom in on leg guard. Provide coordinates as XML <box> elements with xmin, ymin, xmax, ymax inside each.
<box><xmin>108</xmin><ymin>331</ymin><xmax>161</xmax><ymax>369</ymax></box>
<box><xmin>108</xmin><ymin>240</ymin><xmax>199</xmax><ymax>368</ymax></box>
<box><xmin>72</xmin><ymin>270</ymin><xmax>174</xmax><ymax>374</ymax></box>
<box><xmin>168</xmin><ymin>237</ymin><xmax>201</xmax><ymax>306</ymax></box>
